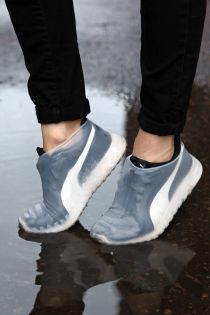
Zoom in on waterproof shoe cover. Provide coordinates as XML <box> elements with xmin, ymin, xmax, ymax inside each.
<box><xmin>91</xmin><ymin>143</ymin><xmax>203</xmax><ymax>244</ymax></box>
<box><xmin>19</xmin><ymin>119</ymin><xmax>126</xmax><ymax>233</ymax></box>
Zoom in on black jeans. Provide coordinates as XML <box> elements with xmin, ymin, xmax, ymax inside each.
<box><xmin>5</xmin><ymin>0</ymin><xmax>207</xmax><ymax>135</ymax></box>
<box><xmin>139</xmin><ymin>0</ymin><xmax>207</xmax><ymax>135</ymax></box>
<box><xmin>5</xmin><ymin>0</ymin><xmax>90</xmax><ymax>124</ymax></box>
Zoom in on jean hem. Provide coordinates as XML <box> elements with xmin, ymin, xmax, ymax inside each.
<box><xmin>35</xmin><ymin>98</ymin><xmax>90</xmax><ymax>124</ymax></box>
<box><xmin>138</xmin><ymin>111</ymin><xmax>185</xmax><ymax>136</ymax></box>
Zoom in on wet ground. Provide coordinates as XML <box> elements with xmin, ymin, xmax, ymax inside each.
<box><xmin>0</xmin><ymin>0</ymin><xmax>210</xmax><ymax>314</ymax></box>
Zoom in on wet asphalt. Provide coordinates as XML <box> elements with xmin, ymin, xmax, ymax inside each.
<box><xmin>0</xmin><ymin>0</ymin><xmax>210</xmax><ymax>314</ymax></box>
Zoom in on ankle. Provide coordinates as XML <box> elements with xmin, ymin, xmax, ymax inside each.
<box><xmin>132</xmin><ymin>129</ymin><xmax>174</xmax><ymax>163</ymax></box>
<box><xmin>41</xmin><ymin>119</ymin><xmax>82</xmax><ymax>152</ymax></box>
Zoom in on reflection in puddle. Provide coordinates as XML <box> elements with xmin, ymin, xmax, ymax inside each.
<box><xmin>83</xmin><ymin>280</ymin><xmax>121</xmax><ymax>315</ymax></box>
<box><xmin>19</xmin><ymin>226</ymin><xmax>195</xmax><ymax>315</ymax></box>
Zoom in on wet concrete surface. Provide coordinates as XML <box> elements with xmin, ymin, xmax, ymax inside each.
<box><xmin>0</xmin><ymin>0</ymin><xmax>210</xmax><ymax>314</ymax></box>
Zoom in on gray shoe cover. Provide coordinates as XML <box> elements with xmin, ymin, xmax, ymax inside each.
<box><xmin>19</xmin><ymin>119</ymin><xmax>126</xmax><ymax>233</ymax></box>
<box><xmin>90</xmin><ymin>143</ymin><xmax>203</xmax><ymax>244</ymax></box>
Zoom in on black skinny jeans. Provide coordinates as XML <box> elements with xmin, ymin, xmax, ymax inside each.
<box><xmin>5</xmin><ymin>0</ymin><xmax>207</xmax><ymax>135</ymax></box>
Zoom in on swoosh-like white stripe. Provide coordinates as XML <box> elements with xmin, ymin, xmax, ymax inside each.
<box><xmin>150</xmin><ymin>144</ymin><xmax>184</xmax><ymax>226</ymax></box>
<box><xmin>61</xmin><ymin>125</ymin><xmax>96</xmax><ymax>213</ymax></box>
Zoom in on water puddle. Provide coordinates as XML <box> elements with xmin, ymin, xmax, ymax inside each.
<box><xmin>0</xmin><ymin>85</ymin><xmax>209</xmax><ymax>315</ymax></box>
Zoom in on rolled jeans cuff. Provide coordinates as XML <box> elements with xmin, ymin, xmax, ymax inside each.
<box><xmin>35</xmin><ymin>98</ymin><xmax>90</xmax><ymax>124</ymax></box>
<box><xmin>138</xmin><ymin>109</ymin><xmax>186</xmax><ymax>136</ymax></box>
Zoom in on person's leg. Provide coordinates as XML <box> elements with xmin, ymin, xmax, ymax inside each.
<box><xmin>5</xmin><ymin>0</ymin><xmax>90</xmax><ymax>151</ymax></box>
<box><xmin>134</xmin><ymin>0</ymin><xmax>207</xmax><ymax>163</ymax></box>
<box><xmin>91</xmin><ymin>0</ymin><xmax>207</xmax><ymax>244</ymax></box>
<box><xmin>5</xmin><ymin>0</ymin><xmax>126</xmax><ymax>232</ymax></box>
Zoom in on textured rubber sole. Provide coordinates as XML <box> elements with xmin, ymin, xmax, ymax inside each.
<box><xmin>19</xmin><ymin>133</ymin><xmax>127</xmax><ymax>233</ymax></box>
<box><xmin>93</xmin><ymin>155</ymin><xmax>203</xmax><ymax>245</ymax></box>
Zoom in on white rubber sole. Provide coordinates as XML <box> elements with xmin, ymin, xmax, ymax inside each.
<box><xmin>94</xmin><ymin>155</ymin><xmax>203</xmax><ymax>245</ymax></box>
<box><xmin>19</xmin><ymin>133</ymin><xmax>126</xmax><ymax>233</ymax></box>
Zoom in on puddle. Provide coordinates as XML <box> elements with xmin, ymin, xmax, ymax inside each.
<box><xmin>18</xmin><ymin>228</ymin><xmax>196</xmax><ymax>315</ymax></box>
<box><xmin>0</xmin><ymin>85</ymin><xmax>127</xmax><ymax>315</ymax></box>
<box><xmin>0</xmin><ymin>84</ymin><xmax>210</xmax><ymax>315</ymax></box>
